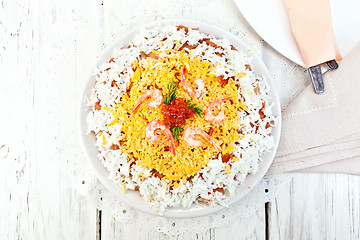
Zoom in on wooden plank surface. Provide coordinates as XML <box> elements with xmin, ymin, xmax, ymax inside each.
<box><xmin>1</xmin><ymin>0</ymin><xmax>360</xmax><ymax>239</ymax></box>
<box><xmin>267</xmin><ymin>174</ymin><xmax>360</xmax><ymax>240</ymax></box>
<box><xmin>0</xmin><ymin>0</ymin><xmax>99</xmax><ymax>239</ymax></box>
<box><xmin>100</xmin><ymin>206</ymin><xmax>265</xmax><ymax>240</ymax></box>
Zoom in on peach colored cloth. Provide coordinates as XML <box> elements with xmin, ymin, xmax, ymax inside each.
<box><xmin>267</xmin><ymin>42</ymin><xmax>360</xmax><ymax>175</ymax></box>
<box><xmin>284</xmin><ymin>0</ymin><xmax>342</xmax><ymax>67</ymax></box>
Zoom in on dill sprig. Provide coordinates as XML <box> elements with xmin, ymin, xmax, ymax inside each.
<box><xmin>163</xmin><ymin>79</ymin><xmax>178</xmax><ymax>105</ymax></box>
<box><xmin>170</xmin><ymin>126</ymin><xmax>183</xmax><ymax>140</ymax></box>
<box><xmin>186</xmin><ymin>99</ymin><xmax>203</xmax><ymax>117</ymax></box>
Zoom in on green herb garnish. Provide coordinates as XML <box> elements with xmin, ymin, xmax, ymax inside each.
<box><xmin>170</xmin><ymin>126</ymin><xmax>183</xmax><ymax>140</ymax></box>
<box><xmin>186</xmin><ymin>99</ymin><xmax>203</xmax><ymax>117</ymax></box>
<box><xmin>163</xmin><ymin>78</ymin><xmax>178</xmax><ymax>105</ymax></box>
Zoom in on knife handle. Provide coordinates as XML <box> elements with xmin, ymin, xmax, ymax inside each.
<box><xmin>326</xmin><ymin>60</ymin><xmax>339</xmax><ymax>70</ymax></box>
<box><xmin>309</xmin><ymin>65</ymin><xmax>324</xmax><ymax>94</ymax></box>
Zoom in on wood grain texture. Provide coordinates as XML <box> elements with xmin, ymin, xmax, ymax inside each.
<box><xmin>0</xmin><ymin>0</ymin><xmax>100</xmax><ymax>239</ymax></box>
<box><xmin>1</xmin><ymin>0</ymin><xmax>360</xmax><ymax>239</ymax></box>
<box><xmin>267</xmin><ymin>174</ymin><xmax>360</xmax><ymax>240</ymax></box>
<box><xmin>214</xmin><ymin>205</ymin><xmax>266</xmax><ymax>240</ymax></box>
<box><xmin>100</xmin><ymin>206</ymin><xmax>265</xmax><ymax>240</ymax></box>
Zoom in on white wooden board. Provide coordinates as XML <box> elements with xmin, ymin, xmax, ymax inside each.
<box><xmin>1</xmin><ymin>0</ymin><xmax>359</xmax><ymax>239</ymax></box>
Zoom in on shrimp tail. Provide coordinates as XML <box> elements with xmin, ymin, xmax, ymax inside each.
<box><xmin>146</xmin><ymin>120</ymin><xmax>176</xmax><ymax>155</ymax></box>
<box><xmin>183</xmin><ymin>127</ymin><xmax>221</xmax><ymax>150</ymax></box>
<box><xmin>132</xmin><ymin>89</ymin><xmax>163</xmax><ymax>113</ymax></box>
<box><xmin>132</xmin><ymin>93</ymin><xmax>148</xmax><ymax>113</ymax></box>
<box><xmin>201</xmin><ymin>131</ymin><xmax>221</xmax><ymax>150</ymax></box>
<box><xmin>162</xmin><ymin>127</ymin><xmax>176</xmax><ymax>155</ymax></box>
<box><xmin>207</xmin><ymin>137</ymin><xmax>221</xmax><ymax>150</ymax></box>
<box><xmin>180</xmin><ymin>67</ymin><xmax>205</xmax><ymax>99</ymax></box>
<box><xmin>204</xmin><ymin>96</ymin><xmax>232</xmax><ymax>124</ymax></box>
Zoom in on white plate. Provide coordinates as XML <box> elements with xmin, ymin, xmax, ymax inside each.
<box><xmin>79</xmin><ymin>19</ymin><xmax>281</xmax><ymax>218</ymax></box>
<box><xmin>234</xmin><ymin>0</ymin><xmax>360</xmax><ymax>67</ymax></box>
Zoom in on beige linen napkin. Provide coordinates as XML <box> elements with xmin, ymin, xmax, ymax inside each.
<box><xmin>268</xmin><ymin>42</ymin><xmax>360</xmax><ymax>175</ymax></box>
<box><xmin>284</xmin><ymin>0</ymin><xmax>342</xmax><ymax>67</ymax></box>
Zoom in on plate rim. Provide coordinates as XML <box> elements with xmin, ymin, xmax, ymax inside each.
<box><xmin>233</xmin><ymin>0</ymin><xmax>305</xmax><ymax>67</ymax></box>
<box><xmin>233</xmin><ymin>0</ymin><xmax>360</xmax><ymax>68</ymax></box>
<box><xmin>78</xmin><ymin>18</ymin><xmax>282</xmax><ymax>218</ymax></box>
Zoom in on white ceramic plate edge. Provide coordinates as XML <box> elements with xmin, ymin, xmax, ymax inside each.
<box><xmin>234</xmin><ymin>0</ymin><xmax>360</xmax><ymax>68</ymax></box>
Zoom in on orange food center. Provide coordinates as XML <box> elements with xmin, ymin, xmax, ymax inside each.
<box><xmin>105</xmin><ymin>48</ymin><xmax>248</xmax><ymax>184</ymax></box>
<box><xmin>162</xmin><ymin>98</ymin><xmax>195</xmax><ymax>128</ymax></box>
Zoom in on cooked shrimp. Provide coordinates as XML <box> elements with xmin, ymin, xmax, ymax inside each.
<box><xmin>204</xmin><ymin>97</ymin><xmax>232</xmax><ymax>124</ymax></box>
<box><xmin>183</xmin><ymin>127</ymin><xmax>220</xmax><ymax>150</ymax></box>
<box><xmin>146</xmin><ymin>120</ymin><xmax>175</xmax><ymax>155</ymax></box>
<box><xmin>180</xmin><ymin>67</ymin><xmax>205</xmax><ymax>99</ymax></box>
<box><xmin>132</xmin><ymin>89</ymin><xmax>163</xmax><ymax>113</ymax></box>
